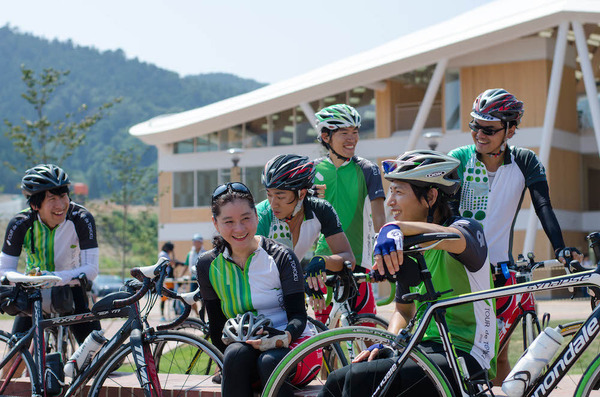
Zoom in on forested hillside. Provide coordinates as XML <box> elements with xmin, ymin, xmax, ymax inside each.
<box><xmin>0</xmin><ymin>25</ymin><xmax>264</xmax><ymax>198</ymax></box>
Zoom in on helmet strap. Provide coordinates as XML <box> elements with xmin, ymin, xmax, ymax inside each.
<box><xmin>323</xmin><ymin>132</ymin><xmax>351</xmax><ymax>162</ymax></box>
<box><xmin>283</xmin><ymin>195</ymin><xmax>304</xmax><ymax>222</ymax></box>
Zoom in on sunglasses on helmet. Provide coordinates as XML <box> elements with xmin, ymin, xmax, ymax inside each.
<box><xmin>381</xmin><ymin>159</ymin><xmax>420</xmax><ymax>174</ymax></box>
<box><xmin>211</xmin><ymin>182</ymin><xmax>252</xmax><ymax>203</ymax></box>
<box><xmin>468</xmin><ymin>121</ymin><xmax>505</xmax><ymax>136</ymax></box>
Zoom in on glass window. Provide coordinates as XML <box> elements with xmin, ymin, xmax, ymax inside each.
<box><xmin>219</xmin><ymin>125</ymin><xmax>244</xmax><ymax>151</ymax></box>
<box><xmin>244</xmin><ymin>166</ymin><xmax>266</xmax><ymax>203</ymax></box>
<box><xmin>197</xmin><ymin>170</ymin><xmax>218</xmax><ymax>207</ymax></box>
<box><xmin>173</xmin><ymin>172</ymin><xmax>194</xmax><ymax>208</ymax></box>
<box><xmin>322</xmin><ymin>92</ymin><xmax>347</xmax><ymax>108</ymax></box>
<box><xmin>445</xmin><ymin>71</ymin><xmax>460</xmax><ymax>130</ymax></box>
<box><xmin>245</xmin><ymin>117</ymin><xmax>268</xmax><ymax>148</ymax></box>
<box><xmin>350</xmin><ymin>87</ymin><xmax>376</xmax><ymax>140</ymax></box>
<box><xmin>196</xmin><ymin>131</ymin><xmax>219</xmax><ymax>152</ymax></box>
<box><xmin>296</xmin><ymin>102</ymin><xmax>319</xmax><ymax>145</ymax></box>
<box><xmin>272</xmin><ymin>109</ymin><xmax>295</xmax><ymax>146</ymax></box>
<box><xmin>174</xmin><ymin>139</ymin><xmax>194</xmax><ymax>154</ymax></box>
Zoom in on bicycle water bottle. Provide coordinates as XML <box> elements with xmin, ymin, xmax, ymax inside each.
<box><xmin>64</xmin><ymin>329</ymin><xmax>107</xmax><ymax>377</ymax></box>
<box><xmin>502</xmin><ymin>327</ymin><xmax>563</xmax><ymax>397</ymax></box>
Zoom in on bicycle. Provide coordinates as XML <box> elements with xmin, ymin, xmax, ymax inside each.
<box><xmin>263</xmin><ymin>231</ymin><xmax>600</xmax><ymax>396</ymax></box>
<box><xmin>0</xmin><ymin>257</ymin><xmax>223</xmax><ymax>397</ymax></box>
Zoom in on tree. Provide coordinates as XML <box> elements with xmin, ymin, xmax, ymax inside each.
<box><xmin>103</xmin><ymin>143</ymin><xmax>157</xmax><ymax>279</ymax></box>
<box><xmin>3</xmin><ymin>64</ymin><xmax>121</xmax><ymax>169</ymax></box>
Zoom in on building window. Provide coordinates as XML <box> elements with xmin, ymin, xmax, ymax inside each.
<box><xmin>244</xmin><ymin>166</ymin><xmax>267</xmax><ymax>203</ymax></box>
<box><xmin>245</xmin><ymin>117</ymin><xmax>268</xmax><ymax>148</ymax></box>
<box><xmin>272</xmin><ymin>109</ymin><xmax>295</xmax><ymax>146</ymax></box>
<box><xmin>350</xmin><ymin>87</ymin><xmax>375</xmax><ymax>140</ymax></box>
<box><xmin>174</xmin><ymin>139</ymin><xmax>194</xmax><ymax>154</ymax></box>
<box><xmin>197</xmin><ymin>170</ymin><xmax>218</xmax><ymax>207</ymax></box>
<box><xmin>196</xmin><ymin>131</ymin><xmax>219</xmax><ymax>152</ymax></box>
<box><xmin>296</xmin><ymin>103</ymin><xmax>319</xmax><ymax>145</ymax></box>
<box><xmin>219</xmin><ymin>125</ymin><xmax>244</xmax><ymax>151</ymax></box>
<box><xmin>445</xmin><ymin>70</ymin><xmax>460</xmax><ymax>131</ymax></box>
<box><xmin>173</xmin><ymin>171</ymin><xmax>194</xmax><ymax>207</ymax></box>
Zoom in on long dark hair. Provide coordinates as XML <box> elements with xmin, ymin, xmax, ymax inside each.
<box><xmin>211</xmin><ymin>185</ymin><xmax>256</xmax><ymax>254</ymax></box>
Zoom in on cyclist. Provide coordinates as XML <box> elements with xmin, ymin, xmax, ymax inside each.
<box><xmin>0</xmin><ymin>164</ymin><xmax>101</xmax><ymax>343</ymax></box>
<box><xmin>320</xmin><ymin>150</ymin><xmax>496</xmax><ymax>396</ymax></box>
<box><xmin>158</xmin><ymin>241</ymin><xmax>178</xmax><ymax>322</ymax></box>
<box><xmin>312</xmin><ymin>104</ymin><xmax>386</xmax><ymax>322</ymax></box>
<box><xmin>197</xmin><ymin>182</ymin><xmax>320</xmax><ymax>397</ymax></box>
<box><xmin>448</xmin><ymin>88</ymin><xmax>583</xmax><ymax>384</ymax></box>
<box><xmin>256</xmin><ymin>154</ymin><xmax>355</xmax><ymax>311</ymax></box>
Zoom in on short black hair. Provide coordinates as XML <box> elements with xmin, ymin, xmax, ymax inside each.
<box><xmin>162</xmin><ymin>242</ymin><xmax>174</xmax><ymax>252</ymax></box>
<box><xmin>28</xmin><ymin>186</ymin><xmax>70</xmax><ymax>210</ymax></box>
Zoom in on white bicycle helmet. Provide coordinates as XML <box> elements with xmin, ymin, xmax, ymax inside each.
<box><xmin>315</xmin><ymin>104</ymin><xmax>361</xmax><ymax>134</ymax></box>
<box><xmin>222</xmin><ymin>312</ymin><xmax>273</xmax><ymax>345</ymax></box>
<box><xmin>382</xmin><ymin>150</ymin><xmax>461</xmax><ymax>196</ymax></box>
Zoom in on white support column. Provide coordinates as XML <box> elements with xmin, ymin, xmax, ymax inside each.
<box><xmin>522</xmin><ymin>22</ymin><xmax>569</xmax><ymax>255</ymax></box>
<box><xmin>406</xmin><ymin>58</ymin><xmax>448</xmax><ymax>151</ymax></box>
<box><xmin>573</xmin><ymin>20</ymin><xmax>600</xmax><ymax>154</ymax></box>
<box><xmin>299</xmin><ymin>102</ymin><xmax>317</xmax><ymax>129</ymax></box>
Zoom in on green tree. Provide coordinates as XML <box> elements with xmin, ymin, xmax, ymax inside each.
<box><xmin>3</xmin><ymin>64</ymin><xmax>121</xmax><ymax>169</ymax></box>
<box><xmin>103</xmin><ymin>144</ymin><xmax>157</xmax><ymax>279</ymax></box>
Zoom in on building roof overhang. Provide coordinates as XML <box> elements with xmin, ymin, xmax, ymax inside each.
<box><xmin>129</xmin><ymin>0</ymin><xmax>600</xmax><ymax>145</ymax></box>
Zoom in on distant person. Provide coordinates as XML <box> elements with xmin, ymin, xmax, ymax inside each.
<box><xmin>185</xmin><ymin>233</ymin><xmax>206</xmax><ymax>318</ymax></box>
<box><xmin>312</xmin><ymin>104</ymin><xmax>386</xmax><ymax>322</ymax></box>
<box><xmin>158</xmin><ymin>241</ymin><xmax>176</xmax><ymax>322</ymax></box>
<box><xmin>0</xmin><ymin>164</ymin><xmax>101</xmax><ymax>344</ymax></box>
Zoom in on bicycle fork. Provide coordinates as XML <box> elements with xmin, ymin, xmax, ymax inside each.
<box><xmin>130</xmin><ymin>329</ymin><xmax>162</xmax><ymax>397</ymax></box>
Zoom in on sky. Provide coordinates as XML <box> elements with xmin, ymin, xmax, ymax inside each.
<box><xmin>0</xmin><ymin>0</ymin><xmax>495</xmax><ymax>84</ymax></box>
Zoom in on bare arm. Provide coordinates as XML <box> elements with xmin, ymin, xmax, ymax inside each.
<box><xmin>323</xmin><ymin>232</ymin><xmax>355</xmax><ymax>272</ymax></box>
<box><xmin>371</xmin><ymin>197</ymin><xmax>386</xmax><ymax>232</ymax></box>
<box><xmin>388</xmin><ymin>302</ymin><xmax>416</xmax><ymax>334</ymax></box>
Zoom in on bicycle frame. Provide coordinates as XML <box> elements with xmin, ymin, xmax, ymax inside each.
<box><xmin>375</xmin><ymin>265</ymin><xmax>600</xmax><ymax>397</ymax></box>
<box><xmin>0</xmin><ymin>290</ymin><xmax>162</xmax><ymax>397</ymax></box>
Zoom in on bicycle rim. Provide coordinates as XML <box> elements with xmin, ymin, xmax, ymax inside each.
<box><xmin>89</xmin><ymin>331</ymin><xmax>223</xmax><ymax>397</ymax></box>
<box><xmin>0</xmin><ymin>330</ymin><xmax>36</xmax><ymax>396</ymax></box>
<box><xmin>262</xmin><ymin>326</ymin><xmax>454</xmax><ymax>397</ymax></box>
<box><xmin>308</xmin><ymin>317</ymin><xmax>349</xmax><ymax>375</ymax></box>
<box><xmin>575</xmin><ymin>352</ymin><xmax>600</xmax><ymax>396</ymax></box>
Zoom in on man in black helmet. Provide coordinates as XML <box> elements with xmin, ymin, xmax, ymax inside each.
<box><xmin>0</xmin><ymin>164</ymin><xmax>101</xmax><ymax>343</ymax></box>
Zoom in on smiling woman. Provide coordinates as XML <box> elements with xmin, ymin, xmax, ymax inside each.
<box><xmin>196</xmin><ymin>182</ymin><xmax>320</xmax><ymax>396</ymax></box>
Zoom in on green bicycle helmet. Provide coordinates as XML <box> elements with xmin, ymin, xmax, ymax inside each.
<box><xmin>382</xmin><ymin>150</ymin><xmax>461</xmax><ymax>196</ymax></box>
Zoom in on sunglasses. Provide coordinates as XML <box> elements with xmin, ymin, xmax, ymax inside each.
<box><xmin>468</xmin><ymin>121</ymin><xmax>505</xmax><ymax>136</ymax></box>
<box><xmin>211</xmin><ymin>182</ymin><xmax>252</xmax><ymax>202</ymax></box>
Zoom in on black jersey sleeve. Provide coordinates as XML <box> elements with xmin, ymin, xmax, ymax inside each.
<box><xmin>512</xmin><ymin>147</ymin><xmax>547</xmax><ymax>187</ymax></box>
<box><xmin>71</xmin><ymin>204</ymin><xmax>98</xmax><ymax>250</ymax></box>
<box><xmin>447</xmin><ymin>217</ymin><xmax>488</xmax><ymax>273</ymax></box>
<box><xmin>1</xmin><ymin>211</ymin><xmax>33</xmax><ymax>257</ymax></box>
<box><xmin>529</xmin><ymin>181</ymin><xmax>565</xmax><ymax>252</ymax></box>
<box><xmin>355</xmin><ymin>157</ymin><xmax>386</xmax><ymax>200</ymax></box>
<box><xmin>309</xmin><ymin>197</ymin><xmax>343</xmax><ymax>238</ymax></box>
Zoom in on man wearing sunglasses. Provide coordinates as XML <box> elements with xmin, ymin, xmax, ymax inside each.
<box><xmin>448</xmin><ymin>88</ymin><xmax>582</xmax><ymax>384</ymax></box>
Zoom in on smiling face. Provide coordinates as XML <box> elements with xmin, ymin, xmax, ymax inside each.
<box><xmin>213</xmin><ymin>198</ymin><xmax>258</xmax><ymax>253</ymax></box>
<box><xmin>470</xmin><ymin>119</ymin><xmax>514</xmax><ymax>154</ymax></box>
<box><xmin>33</xmin><ymin>190</ymin><xmax>70</xmax><ymax>229</ymax></box>
<box><xmin>386</xmin><ymin>181</ymin><xmax>430</xmax><ymax>222</ymax></box>
<box><xmin>322</xmin><ymin>126</ymin><xmax>359</xmax><ymax>159</ymax></box>
<box><xmin>266</xmin><ymin>188</ymin><xmax>303</xmax><ymax>220</ymax></box>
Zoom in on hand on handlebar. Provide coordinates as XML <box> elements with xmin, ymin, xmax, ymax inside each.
<box><xmin>304</xmin><ymin>279</ymin><xmax>326</xmax><ymax>312</ymax></box>
<box><xmin>305</xmin><ymin>256</ymin><xmax>327</xmax><ymax>291</ymax></box>
<box><xmin>556</xmin><ymin>247</ymin><xmax>584</xmax><ymax>266</ymax></box>
<box><xmin>373</xmin><ymin>223</ymin><xmax>404</xmax><ymax>277</ymax></box>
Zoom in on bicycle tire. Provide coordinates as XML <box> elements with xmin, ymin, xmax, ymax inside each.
<box><xmin>172</xmin><ymin>316</ymin><xmax>210</xmax><ymax>340</ymax></box>
<box><xmin>351</xmin><ymin>313</ymin><xmax>389</xmax><ymax>330</ymax></box>
<box><xmin>88</xmin><ymin>330</ymin><xmax>224</xmax><ymax>396</ymax></box>
<box><xmin>261</xmin><ymin>326</ymin><xmax>455</xmax><ymax>397</ymax></box>
<box><xmin>308</xmin><ymin>317</ymin><xmax>349</xmax><ymax>373</ymax></box>
<box><xmin>0</xmin><ymin>330</ymin><xmax>37</xmax><ymax>396</ymax></box>
<box><xmin>575</xmin><ymin>352</ymin><xmax>600</xmax><ymax>396</ymax></box>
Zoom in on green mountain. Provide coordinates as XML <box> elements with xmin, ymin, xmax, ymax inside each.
<box><xmin>0</xmin><ymin>25</ymin><xmax>264</xmax><ymax>199</ymax></box>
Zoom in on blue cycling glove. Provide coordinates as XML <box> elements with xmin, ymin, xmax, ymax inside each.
<box><xmin>305</xmin><ymin>255</ymin><xmax>326</xmax><ymax>278</ymax></box>
<box><xmin>373</xmin><ymin>223</ymin><xmax>404</xmax><ymax>257</ymax></box>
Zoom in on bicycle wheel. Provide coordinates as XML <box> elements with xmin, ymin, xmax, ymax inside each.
<box><xmin>89</xmin><ymin>330</ymin><xmax>224</xmax><ymax>396</ymax></box>
<box><xmin>351</xmin><ymin>313</ymin><xmax>389</xmax><ymax>330</ymax></box>
<box><xmin>262</xmin><ymin>326</ymin><xmax>454</xmax><ymax>397</ymax></box>
<box><xmin>522</xmin><ymin>311</ymin><xmax>541</xmax><ymax>350</ymax></box>
<box><xmin>307</xmin><ymin>317</ymin><xmax>349</xmax><ymax>374</ymax></box>
<box><xmin>0</xmin><ymin>330</ymin><xmax>37</xmax><ymax>396</ymax></box>
<box><xmin>576</xmin><ymin>352</ymin><xmax>600</xmax><ymax>396</ymax></box>
<box><xmin>172</xmin><ymin>317</ymin><xmax>210</xmax><ymax>341</ymax></box>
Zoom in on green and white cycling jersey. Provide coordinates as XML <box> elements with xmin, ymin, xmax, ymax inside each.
<box><xmin>313</xmin><ymin>156</ymin><xmax>385</xmax><ymax>269</ymax></box>
<box><xmin>0</xmin><ymin>202</ymin><xmax>99</xmax><ymax>285</ymax></box>
<box><xmin>197</xmin><ymin>236</ymin><xmax>314</xmax><ymax>338</ymax></box>
<box><xmin>449</xmin><ymin>145</ymin><xmax>548</xmax><ymax>265</ymax></box>
<box><xmin>256</xmin><ymin>196</ymin><xmax>343</xmax><ymax>261</ymax></box>
<box><xmin>396</xmin><ymin>217</ymin><xmax>497</xmax><ymax>377</ymax></box>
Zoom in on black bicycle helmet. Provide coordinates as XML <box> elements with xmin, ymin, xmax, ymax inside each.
<box><xmin>471</xmin><ymin>88</ymin><xmax>524</xmax><ymax>125</ymax></box>
<box><xmin>21</xmin><ymin>164</ymin><xmax>70</xmax><ymax>196</ymax></box>
<box><xmin>262</xmin><ymin>154</ymin><xmax>315</xmax><ymax>191</ymax></box>
<box><xmin>221</xmin><ymin>312</ymin><xmax>273</xmax><ymax>344</ymax></box>
<box><xmin>382</xmin><ymin>150</ymin><xmax>461</xmax><ymax>196</ymax></box>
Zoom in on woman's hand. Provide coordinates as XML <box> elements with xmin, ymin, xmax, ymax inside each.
<box><xmin>246</xmin><ymin>328</ymin><xmax>291</xmax><ymax>351</ymax></box>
